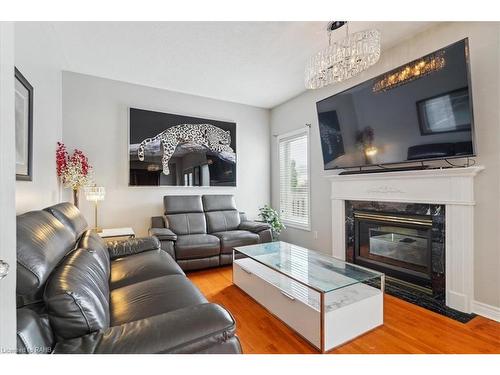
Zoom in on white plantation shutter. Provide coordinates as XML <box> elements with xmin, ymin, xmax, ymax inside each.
<box><xmin>278</xmin><ymin>129</ymin><xmax>310</xmax><ymax>230</ymax></box>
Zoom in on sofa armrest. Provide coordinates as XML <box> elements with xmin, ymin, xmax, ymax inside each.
<box><xmin>151</xmin><ymin>216</ymin><xmax>165</xmax><ymax>228</ymax></box>
<box><xmin>149</xmin><ymin>227</ymin><xmax>177</xmax><ymax>241</ymax></box>
<box><xmin>17</xmin><ymin>308</ymin><xmax>54</xmax><ymax>354</ymax></box>
<box><xmin>238</xmin><ymin>211</ymin><xmax>248</xmax><ymax>222</ymax></box>
<box><xmin>238</xmin><ymin>221</ymin><xmax>271</xmax><ymax>233</ymax></box>
<box><xmin>107</xmin><ymin>236</ymin><xmax>160</xmax><ymax>260</ymax></box>
<box><xmin>53</xmin><ymin>303</ymin><xmax>241</xmax><ymax>354</ymax></box>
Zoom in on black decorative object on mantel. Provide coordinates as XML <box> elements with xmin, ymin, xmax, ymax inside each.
<box><xmin>345</xmin><ymin>200</ymin><xmax>475</xmax><ymax>323</ymax></box>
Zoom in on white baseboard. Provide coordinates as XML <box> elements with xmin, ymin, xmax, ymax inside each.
<box><xmin>472</xmin><ymin>300</ymin><xmax>500</xmax><ymax>322</ymax></box>
<box><xmin>447</xmin><ymin>290</ymin><xmax>468</xmax><ymax>313</ymax></box>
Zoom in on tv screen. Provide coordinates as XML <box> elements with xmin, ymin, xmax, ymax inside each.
<box><xmin>316</xmin><ymin>39</ymin><xmax>475</xmax><ymax>170</ymax></box>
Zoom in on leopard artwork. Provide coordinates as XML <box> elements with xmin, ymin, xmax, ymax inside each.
<box><xmin>137</xmin><ymin>123</ymin><xmax>233</xmax><ymax>175</ymax></box>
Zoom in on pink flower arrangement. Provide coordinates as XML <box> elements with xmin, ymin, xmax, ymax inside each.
<box><xmin>56</xmin><ymin>142</ymin><xmax>93</xmax><ymax>190</ymax></box>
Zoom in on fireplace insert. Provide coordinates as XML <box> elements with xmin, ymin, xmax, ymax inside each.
<box><xmin>353</xmin><ymin>210</ymin><xmax>433</xmax><ymax>289</ymax></box>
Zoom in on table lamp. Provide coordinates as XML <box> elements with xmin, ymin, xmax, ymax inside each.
<box><xmin>84</xmin><ymin>185</ymin><xmax>105</xmax><ymax>232</ymax></box>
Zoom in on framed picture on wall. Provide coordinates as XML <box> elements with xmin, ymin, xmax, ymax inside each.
<box><xmin>129</xmin><ymin>108</ymin><xmax>236</xmax><ymax>187</ymax></box>
<box><xmin>15</xmin><ymin>68</ymin><xmax>34</xmax><ymax>181</ymax></box>
<box><xmin>417</xmin><ymin>87</ymin><xmax>471</xmax><ymax>135</ymax></box>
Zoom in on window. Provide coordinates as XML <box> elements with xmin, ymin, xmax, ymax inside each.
<box><xmin>278</xmin><ymin>128</ymin><xmax>310</xmax><ymax>230</ymax></box>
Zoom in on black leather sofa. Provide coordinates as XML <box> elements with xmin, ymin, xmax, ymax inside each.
<box><xmin>16</xmin><ymin>202</ymin><xmax>241</xmax><ymax>354</ymax></box>
<box><xmin>149</xmin><ymin>195</ymin><xmax>272</xmax><ymax>271</ymax></box>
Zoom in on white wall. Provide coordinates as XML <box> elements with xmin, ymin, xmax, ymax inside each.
<box><xmin>15</xmin><ymin>22</ymin><xmax>64</xmax><ymax>214</ymax></box>
<box><xmin>0</xmin><ymin>21</ymin><xmax>16</xmax><ymax>353</ymax></box>
<box><xmin>270</xmin><ymin>22</ymin><xmax>500</xmax><ymax>309</ymax></box>
<box><xmin>62</xmin><ymin>72</ymin><xmax>271</xmax><ymax>236</ymax></box>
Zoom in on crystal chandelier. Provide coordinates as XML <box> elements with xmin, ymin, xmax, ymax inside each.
<box><xmin>305</xmin><ymin>22</ymin><xmax>381</xmax><ymax>89</ymax></box>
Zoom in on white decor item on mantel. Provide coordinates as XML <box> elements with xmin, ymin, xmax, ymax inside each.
<box><xmin>305</xmin><ymin>21</ymin><xmax>381</xmax><ymax>89</ymax></box>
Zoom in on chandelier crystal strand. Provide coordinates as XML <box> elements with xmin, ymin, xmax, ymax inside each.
<box><xmin>305</xmin><ymin>23</ymin><xmax>381</xmax><ymax>90</ymax></box>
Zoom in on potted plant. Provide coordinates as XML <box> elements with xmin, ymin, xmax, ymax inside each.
<box><xmin>258</xmin><ymin>205</ymin><xmax>285</xmax><ymax>241</ymax></box>
<box><xmin>56</xmin><ymin>142</ymin><xmax>93</xmax><ymax>208</ymax></box>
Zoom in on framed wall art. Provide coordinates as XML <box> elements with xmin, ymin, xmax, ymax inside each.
<box><xmin>15</xmin><ymin>68</ymin><xmax>33</xmax><ymax>181</ymax></box>
<box><xmin>129</xmin><ymin>108</ymin><xmax>236</xmax><ymax>187</ymax></box>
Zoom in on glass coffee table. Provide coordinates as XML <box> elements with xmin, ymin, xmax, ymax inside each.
<box><xmin>233</xmin><ymin>241</ymin><xmax>384</xmax><ymax>352</ymax></box>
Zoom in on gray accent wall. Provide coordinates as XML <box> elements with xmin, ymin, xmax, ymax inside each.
<box><xmin>270</xmin><ymin>22</ymin><xmax>500</xmax><ymax>311</ymax></box>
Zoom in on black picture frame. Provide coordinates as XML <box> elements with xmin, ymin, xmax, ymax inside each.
<box><xmin>129</xmin><ymin>108</ymin><xmax>236</xmax><ymax>187</ymax></box>
<box><xmin>417</xmin><ymin>87</ymin><xmax>471</xmax><ymax>136</ymax></box>
<box><xmin>15</xmin><ymin>68</ymin><xmax>34</xmax><ymax>181</ymax></box>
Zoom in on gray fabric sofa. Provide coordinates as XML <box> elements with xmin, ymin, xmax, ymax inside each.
<box><xmin>16</xmin><ymin>202</ymin><xmax>241</xmax><ymax>354</ymax></box>
<box><xmin>150</xmin><ymin>195</ymin><xmax>272</xmax><ymax>271</ymax></box>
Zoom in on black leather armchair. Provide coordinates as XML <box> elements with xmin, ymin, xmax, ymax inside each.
<box><xmin>16</xmin><ymin>202</ymin><xmax>241</xmax><ymax>354</ymax></box>
<box><xmin>150</xmin><ymin>195</ymin><xmax>272</xmax><ymax>271</ymax></box>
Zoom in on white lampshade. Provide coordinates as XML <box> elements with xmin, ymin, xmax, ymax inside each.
<box><xmin>85</xmin><ymin>186</ymin><xmax>105</xmax><ymax>202</ymax></box>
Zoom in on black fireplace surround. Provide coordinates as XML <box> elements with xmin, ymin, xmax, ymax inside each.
<box><xmin>346</xmin><ymin>201</ymin><xmax>475</xmax><ymax>323</ymax></box>
<box><xmin>346</xmin><ymin>201</ymin><xmax>446</xmax><ymax>302</ymax></box>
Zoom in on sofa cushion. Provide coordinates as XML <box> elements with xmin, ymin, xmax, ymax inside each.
<box><xmin>44</xmin><ymin>202</ymin><xmax>88</xmax><ymax>240</ymax></box>
<box><xmin>53</xmin><ymin>303</ymin><xmax>239</xmax><ymax>354</ymax></box>
<box><xmin>164</xmin><ymin>195</ymin><xmax>203</xmax><ymax>214</ymax></box>
<box><xmin>205</xmin><ymin>211</ymin><xmax>241</xmax><ymax>233</ymax></box>
<box><xmin>212</xmin><ymin>230</ymin><xmax>260</xmax><ymax>254</ymax></box>
<box><xmin>44</xmin><ymin>248</ymin><xmax>111</xmax><ymax>340</ymax></box>
<box><xmin>166</xmin><ymin>213</ymin><xmax>207</xmax><ymax>235</ymax></box>
<box><xmin>202</xmin><ymin>195</ymin><xmax>237</xmax><ymax>212</ymax></box>
<box><xmin>174</xmin><ymin>234</ymin><xmax>220</xmax><ymax>260</ymax></box>
<box><xmin>110</xmin><ymin>250</ymin><xmax>184</xmax><ymax>289</ymax></box>
<box><xmin>17</xmin><ymin>211</ymin><xmax>76</xmax><ymax>305</ymax></box>
<box><xmin>110</xmin><ymin>275</ymin><xmax>207</xmax><ymax>326</ymax></box>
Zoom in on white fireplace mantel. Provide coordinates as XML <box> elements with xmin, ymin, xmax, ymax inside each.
<box><xmin>326</xmin><ymin>166</ymin><xmax>484</xmax><ymax>313</ymax></box>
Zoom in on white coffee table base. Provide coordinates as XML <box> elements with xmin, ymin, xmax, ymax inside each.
<box><xmin>233</xmin><ymin>257</ymin><xmax>383</xmax><ymax>352</ymax></box>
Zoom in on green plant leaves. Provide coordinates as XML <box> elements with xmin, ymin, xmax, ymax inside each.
<box><xmin>258</xmin><ymin>205</ymin><xmax>285</xmax><ymax>241</ymax></box>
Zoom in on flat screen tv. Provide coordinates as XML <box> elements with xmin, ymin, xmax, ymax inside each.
<box><xmin>316</xmin><ymin>39</ymin><xmax>475</xmax><ymax>170</ymax></box>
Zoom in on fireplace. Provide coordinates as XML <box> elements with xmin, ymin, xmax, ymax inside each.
<box><xmin>328</xmin><ymin>167</ymin><xmax>483</xmax><ymax>317</ymax></box>
<box><xmin>353</xmin><ymin>210</ymin><xmax>433</xmax><ymax>290</ymax></box>
<box><xmin>346</xmin><ymin>201</ymin><xmax>445</xmax><ymax>302</ymax></box>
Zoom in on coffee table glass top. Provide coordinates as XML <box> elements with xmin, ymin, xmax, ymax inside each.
<box><xmin>233</xmin><ymin>241</ymin><xmax>383</xmax><ymax>293</ymax></box>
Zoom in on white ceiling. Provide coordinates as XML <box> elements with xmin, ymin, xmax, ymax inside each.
<box><xmin>49</xmin><ymin>21</ymin><xmax>436</xmax><ymax>108</ymax></box>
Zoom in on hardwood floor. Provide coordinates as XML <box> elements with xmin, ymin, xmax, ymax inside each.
<box><xmin>187</xmin><ymin>266</ymin><xmax>500</xmax><ymax>354</ymax></box>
